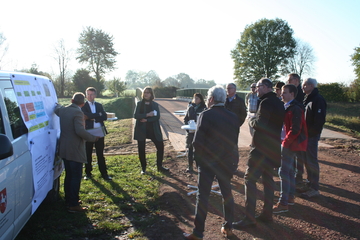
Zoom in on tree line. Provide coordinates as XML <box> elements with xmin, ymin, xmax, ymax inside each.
<box><xmin>1</xmin><ymin>19</ymin><xmax>360</xmax><ymax>101</ymax></box>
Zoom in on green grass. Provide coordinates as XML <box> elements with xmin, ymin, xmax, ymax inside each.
<box><xmin>57</xmin><ymin>97</ymin><xmax>135</xmax><ymax>119</ymax></box>
<box><xmin>325</xmin><ymin>102</ymin><xmax>360</xmax><ymax>137</ymax></box>
<box><xmin>15</xmin><ymin>119</ymin><xmax>165</xmax><ymax>240</ymax></box>
<box><xmin>105</xmin><ymin>119</ymin><xmax>133</xmax><ymax>146</ymax></box>
<box><xmin>15</xmin><ymin>154</ymin><xmax>165</xmax><ymax>240</ymax></box>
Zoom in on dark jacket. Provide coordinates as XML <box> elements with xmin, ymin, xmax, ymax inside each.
<box><xmin>82</xmin><ymin>101</ymin><xmax>108</xmax><ymax>134</ymax></box>
<box><xmin>295</xmin><ymin>84</ymin><xmax>305</xmax><ymax>104</ymax></box>
<box><xmin>193</xmin><ymin>104</ymin><xmax>239</xmax><ymax>176</ymax></box>
<box><xmin>303</xmin><ymin>88</ymin><xmax>327</xmax><ymax>138</ymax></box>
<box><xmin>249</xmin><ymin>91</ymin><xmax>285</xmax><ymax>168</ymax></box>
<box><xmin>225</xmin><ymin>94</ymin><xmax>247</xmax><ymax>127</ymax></box>
<box><xmin>283</xmin><ymin>100</ymin><xmax>308</xmax><ymax>152</ymax></box>
<box><xmin>133</xmin><ymin>100</ymin><xmax>163</xmax><ymax>141</ymax></box>
<box><xmin>184</xmin><ymin>102</ymin><xmax>207</xmax><ymax>147</ymax></box>
<box><xmin>184</xmin><ymin>102</ymin><xmax>207</xmax><ymax>125</ymax></box>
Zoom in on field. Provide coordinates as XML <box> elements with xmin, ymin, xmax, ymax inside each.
<box><xmin>14</xmin><ymin>100</ymin><xmax>360</xmax><ymax>239</ymax></box>
<box><xmin>325</xmin><ymin>102</ymin><xmax>360</xmax><ymax>137</ymax></box>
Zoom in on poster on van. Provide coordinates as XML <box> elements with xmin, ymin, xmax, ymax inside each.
<box><xmin>10</xmin><ymin>74</ymin><xmax>61</xmax><ymax>213</ymax></box>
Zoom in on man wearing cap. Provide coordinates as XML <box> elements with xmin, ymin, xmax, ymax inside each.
<box><xmin>275</xmin><ymin>81</ymin><xmax>285</xmax><ymax>99</ymax></box>
<box><xmin>245</xmin><ymin>83</ymin><xmax>259</xmax><ymax>137</ymax></box>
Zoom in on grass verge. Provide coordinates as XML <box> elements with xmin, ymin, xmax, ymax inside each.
<box><xmin>15</xmin><ymin>154</ymin><xmax>166</xmax><ymax>240</ymax></box>
<box><xmin>325</xmin><ymin>102</ymin><xmax>360</xmax><ymax>138</ymax></box>
<box><xmin>15</xmin><ymin>118</ymin><xmax>164</xmax><ymax>240</ymax></box>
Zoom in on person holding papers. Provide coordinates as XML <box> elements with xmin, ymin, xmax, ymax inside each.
<box><xmin>82</xmin><ymin>87</ymin><xmax>112</xmax><ymax>181</ymax></box>
<box><xmin>55</xmin><ymin>92</ymin><xmax>99</xmax><ymax>213</ymax></box>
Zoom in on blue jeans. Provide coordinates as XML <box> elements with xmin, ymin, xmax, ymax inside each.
<box><xmin>279</xmin><ymin>147</ymin><xmax>296</xmax><ymax>205</ymax></box>
<box><xmin>63</xmin><ymin>159</ymin><xmax>83</xmax><ymax>207</ymax></box>
<box><xmin>193</xmin><ymin>163</ymin><xmax>234</xmax><ymax>238</ymax></box>
<box><xmin>304</xmin><ymin>135</ymin><xmax>320</xmax><ymax>191</ymax></box>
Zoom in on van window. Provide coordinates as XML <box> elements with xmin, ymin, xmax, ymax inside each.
<box><xmin>0</xmin><ymin>108</ymin><xmax>4</xmax><ymax>134</ymax></box>
<box><xmin>4</xmin><ymin>88</ymin><xmax>28</xmax><ymax>139</ymax></box>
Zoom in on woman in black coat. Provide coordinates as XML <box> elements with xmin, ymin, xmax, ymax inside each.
<box><xmin>183</xmin><ymin>93</ymin><xmax>206</xmax><ymax>172</ymax></box>
<box><xmin>134</xmin><ymin>87</ymin><xmax>169</xmax><ymax>174</ymax></box>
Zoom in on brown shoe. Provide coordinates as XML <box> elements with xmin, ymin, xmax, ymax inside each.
<box><xmin>183</xmin><ymin>232</ymin><xmax>203</xmax><ymax>240</ymax></box>
<box><xmin>221</xmin><ymin>227</ymin><xmax>234</xmax><ymax>238</ymax></box>
<box><xmin>68</xmin><ymin>205</ymin><xmax>88</xmax><ymax>213</ymax></box>
<box><xmin>273</xmin><ymin>202</ymin><xmax>288</xmax><ymax>213</ymax></box>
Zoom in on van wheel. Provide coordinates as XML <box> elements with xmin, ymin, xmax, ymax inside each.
<box><xmin>45</xmin><ymin>177</ymin><xmax>60</xmax><ymax>203</ymax></box>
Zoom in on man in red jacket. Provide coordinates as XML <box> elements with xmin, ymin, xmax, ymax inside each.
<box><xmin>273</xmin><ymin>84</ymin><xmax>308</xmax><ymax>213</ymax></box>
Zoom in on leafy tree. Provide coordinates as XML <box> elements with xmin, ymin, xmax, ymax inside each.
<box><xmin>106</xmin><ymin>77</ymin><xmax>127</xmax><ymax>97</ymax></box>
<box><xmin>175</xmin><ymin>73</ymin><xmax>195</xmax><ymax>88</ymax></box>
<box><xmin>231</xmin><ymin>18</ymin><xmax>296</xmax><ymax>88</ymax></box>
<box><xmin>125</xmin><ymin>70</ymin><xmax>140</xmax><ymax>88</ymax></box>
<box><xmin>194</xmin><ymin>79</ymin><xmax>216</xmax><ymax>88</ymax></box>
<box><xmin>76</xmin><ymin>26</ymin><xmax>119</xmax><ymax>90</ymax></box>
<box><xmin>19</xmin><ymin>63</ymin><xmax>52</xmax><ymax>79</ymax></box>
<box><xmin>349</xmin><ymin>45</ymin><xmax>360</xmax><ymax>102</ymax></box>
<box><xmin>283</xmin><ymin>39</ymin><xmax>315</xmax><ymax>78</ymax></box>
<box><xmin>351</xmin><ymin>45</ymin><xmax>360</xmax><ymax>80</ymax></box>
<box><xmin>53</xmin><ymin>39</ymin><xmax>72</xmax><ymax>97</ymax></box>
<box><xmin>72</xmin><ymin>69</ymin><xmax>97</xmax><ymax>93</ymax></box>
<box><xmin>0</xmin><ymin>31</ymin><xmax>9</xmax><ymax>69</ymax></box>
<box><xmin>317</xmin><ymin>83</ymin><xmax>348</xmax><ymax>102</ymax></box>
<box><xmin>162</xmin><ymin>77</ymin><xmax>180</xmax><ymax>87</ymax></box>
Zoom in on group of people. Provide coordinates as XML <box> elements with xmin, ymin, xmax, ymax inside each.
<box><xmin>53</xmin><ymin>75</ymin><xmax>327</xmax><ymax>240</ymax></box>
<box><xmin>184</xmin><ymin>74</ymin><xmax>327</xmax><ymax>240</ymax></box>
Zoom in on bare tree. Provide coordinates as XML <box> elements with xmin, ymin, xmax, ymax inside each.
<box><xmin>0</xmin><ymin>32</ymin><xmax>9</xmax><ymax>70</ymax></box>
<box><xmin>53</xmin><ymin>39</ymin><xmax>71</xmax><ymax>97</ymax></box>
<box><xmin>284</xmin><ymin>39</ymin><xmax>316</xmax><ymax>79</ymax></box>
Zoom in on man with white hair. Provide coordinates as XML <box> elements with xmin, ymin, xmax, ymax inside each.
<box><xmin>183</xmin><ymin>85</ymin><xmax>240</xmax><ymax>240</ymax></box>
<box><xmin>301</xmin><ymin>78</ymin><xmax>327</xmax><ymax>198</ymax></box>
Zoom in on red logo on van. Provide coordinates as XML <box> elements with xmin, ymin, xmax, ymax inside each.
<box><xmin>0</xmin><ymin>188</ymin><xmax>6</xmax><ymax>213</ymax></box>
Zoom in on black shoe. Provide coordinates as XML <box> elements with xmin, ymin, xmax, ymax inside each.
<box><xmin>158</xmin><ymin>166</ymin><xmax>169</xmax><ymax>172</ymax></box>
<box><xmin>255</xmin><ymin>214</ymin><xmax>273</xmax><ymax>223</ymax></box>
<box><xmin>102</xmin><ymin>175</ymin><xmax>112</xmax><ymax>181</ymax></box>
<box><xmin>84</xmin><ymin>174</ymin><xmax>92</xmax><ymax>180</ymax></box>
<box><xmin>232</xmin><ymin>218</ymin><xmax>256</xmax><ymax>229</ymax></box>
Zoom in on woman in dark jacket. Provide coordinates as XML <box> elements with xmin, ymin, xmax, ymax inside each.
<box><xmin>183</xmin><ymin>93</ymin><xmax>206</xmax><ymax>172</ymax></box>
<box><xmin>134</xmin><ymin>87</ymin><xmax>169</xmax><ymax>174</ymax></box>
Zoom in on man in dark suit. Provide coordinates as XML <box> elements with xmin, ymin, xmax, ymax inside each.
<box><xmin>225</xmin><ymin>83</ymin><xmax>247</xmax><ymax>173</ymax></box>
<box><xmin>55</xmin><ymin>92</ymin><xmax>99</xmax><ymax>213</ymax></box>
<box><xmin>183</xmin><ymin>85</ymin><xmax>239</xmax><ymax>240</ymax></box>
<box><xmin>82</xmin><ymin>87</ymin><xmax>111</xmax><ymax>180</ymax></box>
<box><xmin>233</xmin><ymin>78</ymin><xmax>285</xmax><ymax>228</ymax></box>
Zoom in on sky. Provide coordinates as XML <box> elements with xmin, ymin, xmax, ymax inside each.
<box><xmin>0</xmin><ymin>0</ymin><xmax>359</xmax><ymax>87</ymax></box>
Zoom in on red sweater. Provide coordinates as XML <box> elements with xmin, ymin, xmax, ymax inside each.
<box><xmin>282</xmin><ymin>100</ymin><xmax>308</xmax><ymax>152</ymax></box>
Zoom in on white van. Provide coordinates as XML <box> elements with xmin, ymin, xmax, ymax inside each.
<box><xmin>0</xmin><ymin>71</ymin><xmax>61</xmax><ymax>240</ymax></box>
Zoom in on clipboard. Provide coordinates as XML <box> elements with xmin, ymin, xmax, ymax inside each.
<box><xmin>86</xmin><ymin>126</ymin><xmax>106</xmax><ymax>137</ymax></box>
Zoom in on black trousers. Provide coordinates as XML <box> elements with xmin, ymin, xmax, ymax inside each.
<box><xmin>85</xmin><ymin>137</ymin><xmax>108</xmax><ymax>176</ymax></box>
<box><xmin>137</xmin><ymin>139</ymin><xmax>164</xmax><ymax>171</ymax></box>
<box><xmin>244</xmin><ymin>151</ymin><xmax>275</xmax><ymax>220</ymax></box>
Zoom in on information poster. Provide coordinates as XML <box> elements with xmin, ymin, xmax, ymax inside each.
<box><xmin>10</xmin><ymin>74</ymin><xmax>61</xmax><ymax>214</ymax></box>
